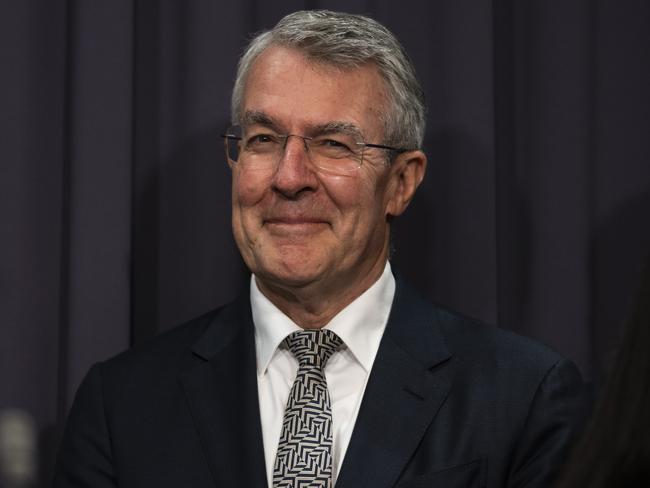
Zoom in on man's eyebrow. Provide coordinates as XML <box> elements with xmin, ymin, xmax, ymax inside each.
<box><xmin>241</xmin><ymin>112</ymin><xmax>364</xmax><ymax>138</ymax></box>
<box><xmin>241</xmin><ymin>111</ymin><xmax>279</xmax><ymax>129</ymax></box>
<box><xmin>310</xmin><ymin>121</ymin><xmax>364</xmax><ymax>138</ymax></box>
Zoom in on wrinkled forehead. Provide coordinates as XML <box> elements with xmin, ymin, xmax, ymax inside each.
<box><xmin>242</xmin><ymin>45</ymin><xmax>389</xmax><ymax>140</ymax></box>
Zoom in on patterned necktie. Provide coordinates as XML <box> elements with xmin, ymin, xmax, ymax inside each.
<box><xmin>273</xmin><ymin>329</ymin><xmax>343</xmax><ymax>488</ymax></box>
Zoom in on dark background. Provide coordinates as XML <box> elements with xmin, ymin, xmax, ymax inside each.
<box><xmin>2</xmin><ymin>0</ymin><xmax>649</xmax><ymax>484</ymax></box>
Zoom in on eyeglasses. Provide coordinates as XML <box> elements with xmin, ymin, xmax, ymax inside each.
<box><xmin>221</xmin><ymin>124</ymin><xmax>409</xmax><ymax>176</ymax></box>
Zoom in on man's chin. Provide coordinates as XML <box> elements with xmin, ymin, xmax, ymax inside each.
<box><xmin>253</xmin><ymin>259</ymin><xmax>328</xmax><ymax>292</ymax></box>
<box><xmin>258</xmin><ymin>268</ymin><xmax>322</xmax><ymax>290</ymax></box>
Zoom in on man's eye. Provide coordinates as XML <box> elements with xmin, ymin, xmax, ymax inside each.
<box><xmin>247</xmin><ymin>134</ymin><xmax>276</xmax><ymax>144</ymax></box>
<box><xmin>327</xmin><ymin>139</ymin><xmax>348</xmax><ymax>148</ymax></box>
<box><xmin>316</xmin><ymin>138</ymin><xmax>352</xmax><ymax>151</ymax></box>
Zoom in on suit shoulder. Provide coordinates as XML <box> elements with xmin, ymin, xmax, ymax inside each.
<box><xmin>392</xmin><ymin>278</ymin><xmax>569</xmax><ymax>374</ymax></box>
<box><xmin>431</xmin><ymin>305</ymin><xmax>566</xmax><ymax>373</ymax></box>
<box><xmin>114</xmin><ymin>308</ymin><xmax>218</xmax><ymax>359</ymax></box>
<box><xmin>97</xmin><ymin>301</ymin><xmax>238</xmax><ymax>384</ymax></box>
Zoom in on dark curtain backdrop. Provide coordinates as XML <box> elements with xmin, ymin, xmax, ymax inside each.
<box><xmin>2</xmin><ymin>0</ymin><xmax>650</xmax><ymax>484</ymax></box>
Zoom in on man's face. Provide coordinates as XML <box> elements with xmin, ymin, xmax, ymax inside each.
<box><xmin>231</xmin><ymin>46</ymin><xmax>411</xmax><ymax>296</ymax></box>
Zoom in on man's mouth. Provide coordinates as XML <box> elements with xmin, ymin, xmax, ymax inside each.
<box><xmin>265</xmin><ymin>217</ymin><xmax>328</xmax><ymax>225</ymax></box>
<box><xmin>264</xmin><ymin>216</ymin><xmax>330</xmax><ymax>235</ymax></box>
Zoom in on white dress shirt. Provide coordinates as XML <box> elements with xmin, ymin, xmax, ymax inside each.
<box><xmin>251</xmin><ymin>262</ymin><xmax>396</xmax><ymax>488</ymax></box>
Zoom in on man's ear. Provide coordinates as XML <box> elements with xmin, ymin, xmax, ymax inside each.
<box><xmin>386</xmin><ymin>150</ymin><xmax>427</xmax><ymax>217</ymax></box>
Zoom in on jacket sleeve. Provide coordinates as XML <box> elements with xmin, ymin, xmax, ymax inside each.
<box><xmin>52</xmin><ymin>363</ymin><xmax>118</xmax><ymax>487</ymax></box>
<box><xmin>507</xmin><ymin>358</ymin><xmax>587</xmax><ymax>487</ymax></box>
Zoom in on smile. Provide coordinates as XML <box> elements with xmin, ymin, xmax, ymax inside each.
<box><xmin>264</xmin><ymin>218</ymin><xmax>329</xmax><ymax>235</ymax></box>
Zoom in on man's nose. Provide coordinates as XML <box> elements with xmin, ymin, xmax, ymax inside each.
<box><xmin>271</xmin><ymin>135</ymin><xmax>319</xmax><ymax>198</ymax></box>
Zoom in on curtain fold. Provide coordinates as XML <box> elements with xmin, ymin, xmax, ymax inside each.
<box><xmin>62</xmin><ymin>0</ymin><xmax>133</xmax><ymax>413</ymax></box>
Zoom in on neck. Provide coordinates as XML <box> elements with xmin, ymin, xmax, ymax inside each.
<box><xmin>255</xmin><ymin>257</ymin><xmax>388</xmax><ymax>329</ymax></box>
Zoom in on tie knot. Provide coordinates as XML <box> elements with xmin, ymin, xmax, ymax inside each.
<box><xmin>284</xmin><ymin>329</ymin><xmax>343</xmax><ymax>368</ymax></box>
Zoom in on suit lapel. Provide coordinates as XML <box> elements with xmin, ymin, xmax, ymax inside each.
<box><xmin>180</xmin><ymin>295</ymin><xmax>267</xmax><ymax>488</ymax></box>
<box><xmin>336</xmin><ymin>280</ymin><xmax>453</xmax><ymax>488</ymax></box>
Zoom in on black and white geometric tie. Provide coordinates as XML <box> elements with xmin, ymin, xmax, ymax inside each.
<box><xmin>273</xmin><ymin>329</ymin><xmax>343</xmax><ymax>488</ymax></box>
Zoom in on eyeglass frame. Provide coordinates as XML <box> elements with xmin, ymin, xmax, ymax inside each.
<box><xmin>220</xmin><ymin>124</ymin><xmax>413</xmax><ymax>173</ymax></box>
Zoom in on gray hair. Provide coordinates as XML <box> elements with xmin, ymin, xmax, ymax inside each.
<box><xmin>230</xmin><ymin>10</ymin><xmax>426</xmax><ymax>150</ymax></box>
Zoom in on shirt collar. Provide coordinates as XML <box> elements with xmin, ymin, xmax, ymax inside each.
<box><xmin>251</xmin><ymin>262</ymin><xmax>396</xmax><ymax>376</ymax></box>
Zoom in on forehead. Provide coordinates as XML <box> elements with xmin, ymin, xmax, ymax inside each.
<box><xmin>242</xmin><ymin>46</ymin><xmax>387</xmax><ymax>139</ymax></box>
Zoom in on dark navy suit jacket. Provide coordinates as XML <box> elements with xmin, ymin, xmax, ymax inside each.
<box><xmin>54</xmin><ymin>279</ymin><xmax>585</xmax><ymax>487</ymax></box>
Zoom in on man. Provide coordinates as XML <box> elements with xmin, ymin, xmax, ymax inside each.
<box><xmin>54</xmin><ymin>10</ymin><xmax>584</xmax><ymax>488</ymax></box>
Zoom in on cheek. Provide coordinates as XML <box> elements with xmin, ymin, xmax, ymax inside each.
<box><xmin>231</xmin><ymin>171</ymin><xmax>271</xmax><ymax>249</ymax></box>
<box><xmin>233</xmin><ymin>170</ymin><xmax>270</xmax><ymax>208</ymax></box>
<box><xmin>231</xmin><ymin>172</ymin><xmax>270</xmax><ymax>257</ymax></box>
<box><xmin>320</xmin><ymin>174</ymin><xmax>386</xmax><ymax>236</ymax></box>
<box><xmin>319</xmin><ymin>173</ymin><xmax>374</xmax><ymax>209</ymax></box>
